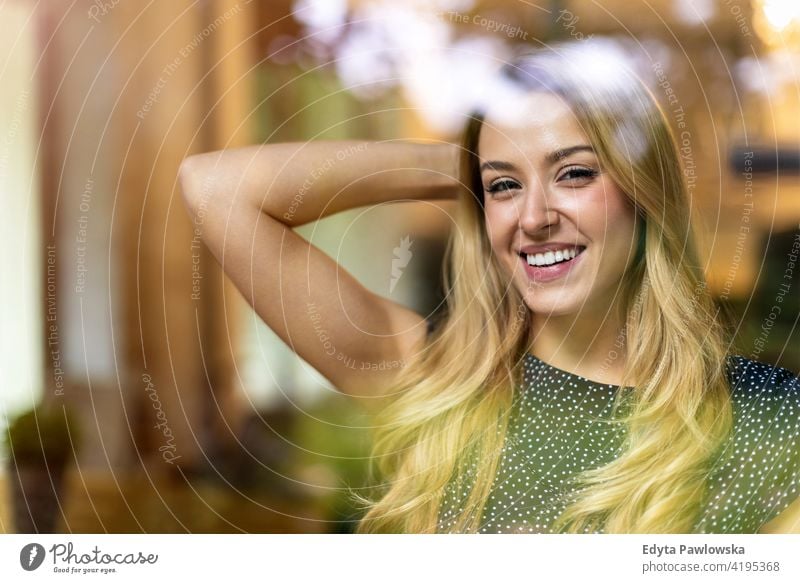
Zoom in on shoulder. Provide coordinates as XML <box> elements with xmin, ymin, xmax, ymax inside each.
<box><xmin>714</xmin><ymin>356</ymin><xmax>800</xmax><ymax>531</ymax></box>
<box><xmin>723</xmin><ymin>355</ymin><xmax>800</xmax><ymax>471</ymax></box>
<box><xmin>722</xmin><ymin>355</ymin><xmax>800</xmax><ymax>483</ymax></box>
<box><xmin>725</xmin><ymin>355</ymin><xmax>800</xmax><ymax>414</ymax></box>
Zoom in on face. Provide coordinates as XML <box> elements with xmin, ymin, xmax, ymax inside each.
<box><xmin>479</xmin><ymin>91</ymin><xmax>639</xmax><ymax>319</ymax></box>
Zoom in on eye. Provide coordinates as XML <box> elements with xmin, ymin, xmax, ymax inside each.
<box><xmin>557</xmin><ymin>166</ymin><xmax>598</xmax><ymax>184</ymax></box>
<box><xmin>485</xmin><ymin>178</ymin><xmax>521</xmax><ymax>195</ymax></box>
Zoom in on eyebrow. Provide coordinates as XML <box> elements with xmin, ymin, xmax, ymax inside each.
<box><xmin>479</xmin><ymin>145</ymin><xmax>595</xmax><ymax>173</ymax></box>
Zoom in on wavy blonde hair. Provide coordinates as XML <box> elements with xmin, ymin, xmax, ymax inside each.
<box><xmin>354</xmin><ymin>42</ymin><xmax>733</xmax><ymax>534</ymax></box>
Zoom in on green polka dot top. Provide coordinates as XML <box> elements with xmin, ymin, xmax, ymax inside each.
<box><xmin>436</xmin><ymin>352</ymin><xmax>800</xmax><ymax>533</ymax></box>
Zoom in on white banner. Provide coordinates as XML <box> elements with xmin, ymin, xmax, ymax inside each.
<box><xmin>1</xmin><ymin>534</ymin><xmax>798</xmax><ymax>582</ymax></box>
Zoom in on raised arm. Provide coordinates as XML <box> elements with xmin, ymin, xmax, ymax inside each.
<box><xmin>178</xmin><ymin>140</ymin><xmax>459</xmax><ymax>409</ymax></box>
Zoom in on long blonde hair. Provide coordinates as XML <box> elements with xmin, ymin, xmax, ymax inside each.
<box><xmin>354</xmin><ymin>42</ymin><xmax>733</xmax><ymax>534</ymax></box>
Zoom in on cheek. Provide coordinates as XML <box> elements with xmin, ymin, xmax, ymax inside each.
<box><xmin>607</xmin><ymin>195</ymin><xmax>637</xmax><ymax>242</ymax></box>
<box><xmin>483</xmin><ymin>207</ymin><xmax>511</xmax><ymax>249</ymax></box>
<box><xmin>591</xmin><ymin>189</ymin><xmax>638</xmax><ymax>257</ymax></box>
<box><xmin>483</xmin><ymin>209</ymin><xmax>520</xmax><ymax>279</ymax></box>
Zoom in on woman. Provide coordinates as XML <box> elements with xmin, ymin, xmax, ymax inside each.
<box><xmin>179</xmin><ymin>43</ymin><xmax>800</xmax><ymax>534</ymax></box>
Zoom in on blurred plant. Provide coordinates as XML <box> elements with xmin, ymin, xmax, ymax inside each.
<box><xmin>291</xmin><ymin>394</ymin><xmax>372</xmax><ymax>533</ymax></box>
<box><xmin>3</xmin><ymin>403</ymin><xmax>80</xmax><ymax>466</ymax></box>
<box><xmin>3</xmin><ymin>402</ymin><xmax>81</xmax><ymax>533</ymax></box>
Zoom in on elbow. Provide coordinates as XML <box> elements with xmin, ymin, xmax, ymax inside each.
<box><xmin>178</xmin><ymin>155</ymin><xmax>203</xmax><ymax>218</ymax></box>
<box><xmin>178</xmin><ymin>147</ymin><xmax>264</xmax><ymax>222</ymax></box>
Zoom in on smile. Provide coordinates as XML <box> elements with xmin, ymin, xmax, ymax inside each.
<box><xmin>517</xmin><ymin>246</ymin><xmax>586</xmax><ymax>282</ymax></box>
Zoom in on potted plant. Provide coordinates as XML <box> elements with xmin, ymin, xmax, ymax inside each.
<box><xmin>3</xmin><ymin>403</ymin><xmax>80</xmax><ymax>533</ymax></box>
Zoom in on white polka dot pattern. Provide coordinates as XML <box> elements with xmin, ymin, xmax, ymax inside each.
<box><xmin>436</xmin><ymin>353</ymin><xmax>800</xmax><ymax>533</ymax></box>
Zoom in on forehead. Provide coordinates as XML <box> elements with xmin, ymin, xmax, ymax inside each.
<box><xmin>478</xmin><ymin>92</ymin><xmax>589</xmax><ymax>160</ymax></box>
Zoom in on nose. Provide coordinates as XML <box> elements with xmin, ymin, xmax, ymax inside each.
<box><xmin>518</xmin><ymin>185</ymin><xmax>559</xmax><ymax>235</ymax></box>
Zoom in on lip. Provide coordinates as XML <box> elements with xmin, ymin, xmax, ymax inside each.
<box><xmin>518</xmin><ymin>246</ymin><xmax>586</xmax><ymax>283</ymax></box>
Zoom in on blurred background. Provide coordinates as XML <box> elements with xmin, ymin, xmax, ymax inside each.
<box><xmin>1</xmin><ymin>0</ymin><xmax>798</xmax><ymax>533</ymax></box>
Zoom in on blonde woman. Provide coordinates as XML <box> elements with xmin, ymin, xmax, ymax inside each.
<box><xmin>179</xmin><ymin>43</ymin><xmax>800</xmax><ymax>534</ymax></box>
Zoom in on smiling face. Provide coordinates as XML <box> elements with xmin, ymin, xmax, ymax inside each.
<box><xmin>479</xmin><ymin>91</ymin><xmax>640</xmax><ymax>319</ymax></box>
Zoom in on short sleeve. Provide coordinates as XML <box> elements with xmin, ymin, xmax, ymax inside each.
<box><xmin>701</xmin><ymin>358</ymin><xmax>800</xmax><ymax>532</ymax></box>
<box><xmin>754</xmin><ymin>370</ymin><xmax>800</xmax><ymax>528</ymax></box>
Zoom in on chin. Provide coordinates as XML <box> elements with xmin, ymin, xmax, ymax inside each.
<box><xmin>519</xmin><ymin>289</ymin><xmax>582</xmax><ymax>317</ymax></box>
<box><xmin>525</xmin><ymin>301</ymin><xmax>582</xmax><ymax>317</ymax></box>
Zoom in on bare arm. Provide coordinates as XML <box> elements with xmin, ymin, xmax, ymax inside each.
<box><xmin>759</xmin><ymin>495</ymin><xmax>800</xmax><ymax>533</ymax></box>
<box><xmin>178</xmin><ymin>140</ymin><xmax>459</xmax><ymax>409</ymax></box>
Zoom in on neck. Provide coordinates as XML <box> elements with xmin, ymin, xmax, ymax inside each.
<box><xmin>528</xmin><ymin>300</ymin><xmax>628</xmax><ymax>386</ymax></box>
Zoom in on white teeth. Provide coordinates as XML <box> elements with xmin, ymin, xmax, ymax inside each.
<box><xmin>525</xmin><ymin>247</ymin><xmax>581</xmax><ymax>267</ymax></box>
